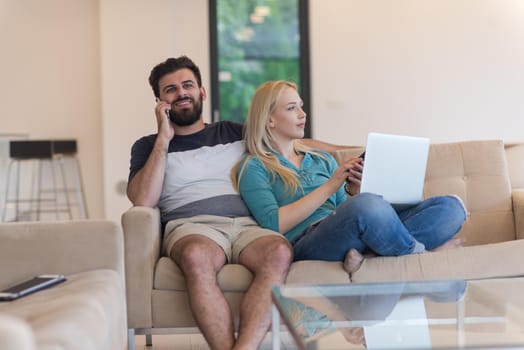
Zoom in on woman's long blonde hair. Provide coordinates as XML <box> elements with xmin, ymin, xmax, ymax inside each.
<box><xmin>232</xmin><ymin>80</ymin><xmax>317</xmax><ymax>194</ymax></box>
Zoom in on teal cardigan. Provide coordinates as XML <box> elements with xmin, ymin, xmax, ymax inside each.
<box><xmin>237</xmin><ymin>151</ymin><xmax>347</xmax><ymax>243</ymax></box>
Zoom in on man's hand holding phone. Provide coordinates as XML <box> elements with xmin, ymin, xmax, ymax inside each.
<box><xmin>155</xmin><ymin>98</ymin><xmax>175</xmax><ymax>141</ymax></box>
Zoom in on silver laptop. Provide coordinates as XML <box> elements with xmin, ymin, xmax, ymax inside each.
<box><xmin>360</xmin><ymin>132</ymin><xmax>430</xmax><ymax>205</ymax></box>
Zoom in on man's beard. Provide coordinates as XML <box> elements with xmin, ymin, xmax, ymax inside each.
<box><xmin>169</xmin><ymin>95</ymin><xmax>203</xmax><ymax>126</ymax></box>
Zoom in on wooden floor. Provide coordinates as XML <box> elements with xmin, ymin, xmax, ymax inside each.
<box><xmin>133</xmin><ymin>334</ymin><xmax>210</xmax><ymax>350</ymax></box>
<box><xmin>133</xmin><ymin>332</ymin><xmax>297</xmax><ymax>350</ymax></box>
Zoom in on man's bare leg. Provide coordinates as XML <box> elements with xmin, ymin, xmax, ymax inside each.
<box><xmin>171</xmin><ymin>235</ymin><xmax>234</xmax><ymax>350</ymax></box>
<box><xmin>234</xmin><ymin>236</ymin><xmax>293</xmax><ymax>350</ymax></box>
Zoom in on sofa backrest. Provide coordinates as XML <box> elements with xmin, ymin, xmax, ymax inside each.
<box><xmin>332</xmin><ymin>140</ymin><xmax>516</xmax><ymax>246</ymax></box>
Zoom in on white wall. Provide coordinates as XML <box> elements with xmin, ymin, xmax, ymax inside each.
<box><xmin>310</xmin><ymin>0</ymin><xmax>524</xmax><ymax>145</ymax></box>
<box><xmin>99</xmin><ymin>0</ymin><xmax>210</xmax><ymax>223</ymax></box>
<box><xmin>2</xmin><ymin>0</ymin><xmax>524</xmax><ymax>224</ymax></box>
<box><xmin>0</xmin><ymin>0</ymin><xmax>104</xmax><ymax>219</ymax></box>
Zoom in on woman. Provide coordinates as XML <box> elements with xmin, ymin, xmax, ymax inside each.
<box><xmin>232</xmin><ymin>80</ymin><xmax>466</xmax><ymax>273</ymax></box>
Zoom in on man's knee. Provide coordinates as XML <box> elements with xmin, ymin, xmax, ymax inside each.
<box><xmin>270</xmin><ymin>237</ymin><xmax>293</xmax><ymax>264</ymax></box>
<box><xmin>172</xmin><ymin>236</ymin><xmax>226</xmax><ymax>272</ymax></box>
<box><xmin>257</xmin><ymin>237</ymin><xmax>293</xmax><ymax>271</ymax></box>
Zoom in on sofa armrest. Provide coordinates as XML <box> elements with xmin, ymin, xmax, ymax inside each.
<box><xmin>512</xmin><ymin>189</ymin><xmax>524</xmax><ymax>240</ymax></box>
<box><xmin>0</xmin><ymin>220</ymin><xmax>124</xmax><ymax>290</ymax></box>
<box><xmin>121</xmin><ymin>206</ymin><xmax>162</xmax><ymax>329</ymax></box>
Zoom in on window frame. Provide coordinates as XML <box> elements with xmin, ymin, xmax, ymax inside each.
<box><xmin>208</xmin><ymin>0</ymin><xmax>312</xmax><ymax>137</ymax></box>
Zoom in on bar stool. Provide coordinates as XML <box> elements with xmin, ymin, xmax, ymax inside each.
<box><xmin>1</xmin><ymin>139</ymin><xmax>88</xmax><ymax>221</ymax></box>
<box><xmin>51</xmin><ymin>140</ymin><xmax>88</xmax><ymax>219</ymax></box>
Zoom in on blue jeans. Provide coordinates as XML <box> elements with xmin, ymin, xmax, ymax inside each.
<box><xmin>292</xmin><ymin>193</ymin><xmax>466</xmax><ymax>261</ymax></box>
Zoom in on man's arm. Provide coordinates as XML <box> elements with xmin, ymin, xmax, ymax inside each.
<box><xmin>127</xmin><ymin>136</ymin><xmax>170</xmax><ymax>207</ymax></box>
<box><xmin>127</xmin><ymin>101</ymin><xmax>175</xmax><ymax>207</ymax></box>
<box><xmin>298</xmin><ymin>138</ymin><xmax>350</xmax><ymax>152</ymax></box>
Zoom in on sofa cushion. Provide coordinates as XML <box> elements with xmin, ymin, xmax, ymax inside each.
<box><xmin>425</xmin><ymin>140</ymin><xmax>514</xmax><ymax>245</ymax></box>
<box><xmin>155</xmin><ymin>257</ymin><xmax>352</xmax><ymax>292</ymax></box>
<box><xmin>286</xmin><ymin>260</ymin><xmax>350</xmax><ymax>284</ymax></box>
<box><xmin>0</xmin><ymin>269</ymin><xmax>126</xmax><ymax>350</ymax></box>
<box><xmin>151</xmin><ymin>260</ymin><xmax>352</xmax><ymax>328</ymax></box>
<box><xmin>155</xmin><ymin>257</ymin><xmax>254</xmax><ymax>292</ymax></box>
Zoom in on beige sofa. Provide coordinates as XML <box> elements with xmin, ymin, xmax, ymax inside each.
<box><xmin>0</xmin><ymin>220</ymin><xmax>128</xmax><ymax>350</ymax></box>
<box><xmin>122</xmin><ymin>139</ymin><xmax>524</xmax><ymax>346</ymax></box>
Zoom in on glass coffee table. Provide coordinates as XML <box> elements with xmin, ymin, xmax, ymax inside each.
<box><xmin>271</xmin><ymin>278</ymin><xmax>524</xmax><ymax>350</ymax></box>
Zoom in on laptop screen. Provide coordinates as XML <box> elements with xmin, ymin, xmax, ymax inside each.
<box><xmin>360</xmin><ymin>133</ymin><xmax>430</xmax><ymax>205</ymax></box>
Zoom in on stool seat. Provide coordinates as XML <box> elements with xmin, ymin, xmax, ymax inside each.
<box><xmin>51</xmin><ymin>140</ymin><xmax>78</xmax><ymax>155</ymax></box>
<box><xmin>9</xmin><ymin>139</ymin><xmax>78</xmax><ymax>158</ymax></box>
<box><xmin>2</xmin><ymin>139</ymin><xmax>88</xmax><ymax>221</ymax></box>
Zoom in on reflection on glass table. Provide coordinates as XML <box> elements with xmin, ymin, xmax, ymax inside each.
<box><xmin>271</xmin><ymin>278</ymin><xmax>524</xmax><ymax>350</ymax></box>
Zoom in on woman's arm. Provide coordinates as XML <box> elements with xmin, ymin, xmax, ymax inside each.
<box><xmin>237</xmin><ymin>160</ymin><xmax>282</xmax><ymax>232</ymax></box>
<box><xmin>239</xmin><ymin>155</ymin><xmax>355</xmax><ymax>234</ymax></box>
<box><xmin>238</xmin><ymin>156</ymin><xmax>343</xmax><ymax>233</ymax></box>
<box><xmin>277</xmin><ymin>176</ymin><xmax>342</xmax><ymax>233</ymax></box>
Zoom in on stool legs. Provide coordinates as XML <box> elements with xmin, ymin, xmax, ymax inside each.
<box><xmin>2</xmin><ymin>160</ymin><xmax>16</xmax><ymax>221</ymax></box>
<box><xmin>2</xmin><ymin>157</ymin><xmax>86</xmax><ymax>222</ymax></box>
<box><xmin>55</xmin><ymin>157</ymin><xmax>73</xmax><ymax>220</ymax></box>
<box><xmin>71</xmin><ymin>156</ymin><xmax>88</xmax><ymax>219</ymax></box>
<box><xmin>37</xmin><ymin>159</ymin><xmax>44</xmax><ymax>220</ymax></box>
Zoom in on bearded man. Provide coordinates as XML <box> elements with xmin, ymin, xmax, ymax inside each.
<box><xmin>127</xmin><ymin>56</ymin><xmax>294</xmax><ymax>350</ymax></box>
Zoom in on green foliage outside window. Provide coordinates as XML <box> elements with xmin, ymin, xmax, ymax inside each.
<box><xmin>216</xmin><ymin>0</ymin><xmax>300</xmax><ymax>122</ymax></box>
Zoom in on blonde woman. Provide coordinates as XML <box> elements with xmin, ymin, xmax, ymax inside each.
<box><xmin>233</xmin><ymin>80</ymin><xmax>465</xmax><ymax>272</ymax></box>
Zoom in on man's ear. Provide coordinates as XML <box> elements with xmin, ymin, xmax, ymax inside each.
<box><xmin>201</xmin><ymin>86</ymin><xmax>208</xmax><ymax>100</ymax></box>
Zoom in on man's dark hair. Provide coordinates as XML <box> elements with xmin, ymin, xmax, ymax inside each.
<box><xmin>148</xmin><ymin>56</ymin><xmax>202</xmax><ymax>98</ymax></box>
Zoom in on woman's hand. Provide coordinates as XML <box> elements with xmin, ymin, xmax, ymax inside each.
<box><xmin>342</xmin><ymin>155</ymin><xmax>364</xmax><ymax>196</ymax></box>
<box><xmin>276</xmin><ymin>153</ymin><xmax>363</xmax><ymax>232</ymax></box>
<box><xmin>327</xmin><ymin>155</ymin><xmax>363</xmax><ymax>195</ymax></box>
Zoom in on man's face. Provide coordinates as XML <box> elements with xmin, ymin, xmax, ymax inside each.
<box><xmin>158</xmin><ymin>68</ymin><xmax>207</xmax><ymax>126</ymax></box>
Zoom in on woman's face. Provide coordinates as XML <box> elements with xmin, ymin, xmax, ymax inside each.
<box><xmin>268</xmin><ymin>86</ymin><xmax>307</xmax><ymax>142</ymax></box>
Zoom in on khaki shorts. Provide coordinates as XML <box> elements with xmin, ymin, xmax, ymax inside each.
<box><xmin>163</xmin><ymin>215</ymin><xmax>283</xmax><ymax>263</ymax></box>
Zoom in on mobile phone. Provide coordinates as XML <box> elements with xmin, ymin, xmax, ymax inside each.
<box><xmin>0</xmin><ymin>274</ymin><xmax>66</xmax><ymax>301</ymax></box>
<box><xmin>165</xmin><ymin>109</ymin><xmax>176</xmax><ymax>123</ymax></box>
<box><xmin>156</xmin><ymin>97</ymin><xmax>175</xmax><ymax>123</ymax></box>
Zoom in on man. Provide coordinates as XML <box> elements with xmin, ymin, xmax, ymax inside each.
<box><xmin>127</xmin><ymin>56</ymin><xmax>293</xmax><ymax>350</ymax></box>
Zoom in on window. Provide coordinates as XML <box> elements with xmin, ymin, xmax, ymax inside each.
<box><xmin>209</xmin><ymin>0</ymin><xmax>311</xmax><ymax>136</ymax></box>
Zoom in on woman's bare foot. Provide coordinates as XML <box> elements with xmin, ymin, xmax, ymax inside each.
<box><xmin>340</xmin><ymin>326</ymin><xmax>366</xmax><ymax>345</ymax></box>
<box><xmin>343</xmin><ymin>249</ymin><xmax>364</xmax><ymax>274</ymax></box>
<box><xmin>430</xmin><ymin>237</ymin><xmax>465</xmax><ymax>252</ymax></box>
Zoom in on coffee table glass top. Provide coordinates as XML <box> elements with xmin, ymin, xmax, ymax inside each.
<box><xmin>271</xmin><ymin>278</ymin><xmax>524</xmax><ymax>350</ymax></box>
